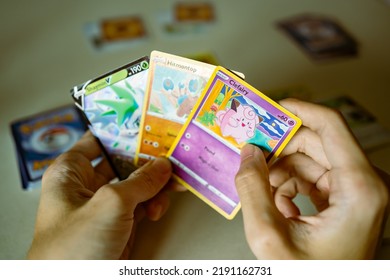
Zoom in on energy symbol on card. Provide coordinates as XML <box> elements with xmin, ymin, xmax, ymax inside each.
<box><xmin>143</xmin><ymin>139</ymin><xmax>159</xmax><ymax>148</ymax></box>
<box><xmin>180</xmin><ymin>142</ymin><xmax>190</xmax><ymax>151</ymax></box>
<box><xmin>129</xmin><ymin>61</ymin><xmax>148</xmax><ymax>76</ymax></box>
<box><xmin>277</xmin><ymin>114</ymin><xmax>288</xmax><ymax>122</ymax></box>
<box><xmin>140</xmin><ymin>61</ymin><xmax>149</xmax><ymax>70</ymax></box>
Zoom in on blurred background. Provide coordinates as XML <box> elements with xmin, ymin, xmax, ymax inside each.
<box><xmin>1</xmin><ymin>0</ymin><xmax>390</xmax><ymax>259</ymax></box>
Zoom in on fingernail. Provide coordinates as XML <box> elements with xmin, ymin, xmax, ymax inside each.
<box><xmin>240</xmin><ymin>144</ymin><xmax>256</xmax><ymax>162</ymax></box>
<box><xmin>151</xmin><ymin>157</ymin><xmax>172</xmax><ymax>174</ymax></box>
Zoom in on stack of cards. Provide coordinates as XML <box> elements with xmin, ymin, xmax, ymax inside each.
<box><xmin>10</xmin><ymin>105</ymin><xmax>87</xmax><ymax>190</ymax></box>
<box><xmin>85</xmin><ymin>15</ymin><xmax>148</xmax><ymax>52</ymax></box>
<box><xmin>85</xmin><ymin>3</ymin><xmax>216</xmax><ymax>52</ymax></box>
<box><xmin>159</xmin><ymin>2</ymin><xmax>216</xmax><ymax>37</ymax></box>
<box><xmin>318</xmin><ymin>95</ymin><xmax>390</xmax><ymax>151</ymax></box>
<box><xmin>277</xmin><ymin>14</ymin><xmax>358</xmax><ymax>61</ymax></box>
<box><xmin>174</xmin><ymin>2</ymin><xmax>215</xmax><ymax>23</ymax></box>
<box><xmin>71</xmin><ymin>51</ymin><xmax>301</xmax><ymax>219</ymax></box>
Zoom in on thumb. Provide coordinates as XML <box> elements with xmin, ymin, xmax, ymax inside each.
<box><xmin>117</xmin><ymin>157</ymin><xmax>172</xmax><ymax>203</ymax></box>
<box><xmin>94</xmin><ymin>157</ymin><xmax>172</xmax><ymax>212</ymax></box>
<box><xmin>235</xmin><ymin>144</ymin><xmax>287</xmax><ymax>257</ymax></box>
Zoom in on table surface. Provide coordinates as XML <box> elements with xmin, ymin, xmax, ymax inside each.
<box><xmin>1</xmin><ymin>0</ymin><xmax>390</xmax><ymax>259</ymax></box>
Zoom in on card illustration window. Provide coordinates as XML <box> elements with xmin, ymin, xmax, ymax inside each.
<box><xmin>194</xmin><ymin>80</ymin><xmax>290</xmax><ymax>158</ymax></box>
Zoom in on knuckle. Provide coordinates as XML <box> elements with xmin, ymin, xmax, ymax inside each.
<box><xmin>351</xmin><ymin>172</ymin><xmax>389</xmax><ymax>215</ymax></box>
<box><xmin>49</xmin><ymin>152</ymin><xmax>85</xmax><ymax>172</ymax></box>
<box><xmin>324</xmin><ymin>107</ymin><xmax>346</xmax><ymax>124</ymax></box>
<box><xmin>130</xmin><ymin>169</ymin><xmax>159</xmax><ymax>196</ymax></box>
<box><xmin>235</xmin><ymin>166</ymin><xmax>258</xmax><ymax>188</ymax></box>
<box><xmin>246</xmin><ymin>229</ymin><xmax>284</xmax><ymax>258</ymax></box>
<box><xmin>93</xmin><ymin>185</ymin><xmax>133</xmax><ymax>218</ymax></box>
<box><xmin>235</xmin><ymin>169</ymin><xmax>266</xmax><ymax>200</ymax></box>
<box><xmin>372</xmin><ymin>181</ymin><xmax>389</xmax><ymax>213</ymax></box>
<box><xmin>96</xmin><ymin>185</ymin><xmax>124</xmax><ymax>208</ymax></box>
<box><xmin>235</xmin><ymin>162</ymin><xmax>267</xmax><ymax>189</ymax></box>
<box><xmin>249</xmin><ymin>234</ymin><xmax>273</xmax><ymax>253</ymax></box>
<box><xmin>42</xmin><ymin>153</ymin><xmax>74</xmax><ymax>180</ymax></box>
<box><xmin>43</xmin><ymin>151</ymin><xmax>88</xmax><ymax>181</ymax></box>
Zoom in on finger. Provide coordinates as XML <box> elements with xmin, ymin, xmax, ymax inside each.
<box><xmin>271</xmin><ymin>154</ymin><xmax>319</xmax><ymax>218</ymax></box>
<box><xmin>270</xmin><ymin>153</ymin><xmax>328</xmax><ymax>191</ymax></box>
<box><xmin>144</xmin><ymin>190</ymin><xmax>170</xmax><ymax>221</ymax></box>
<box><xmin>68</xmin><ymin>130</ymin><xmax>103</xmax><ymax>161</ymax></box>
<box><xmin>110</xmin><ymin>157</ymin><xmax>172</xmax><ymax>205</ymax></box>
<box><xmin>88</xmin><ymin>158</ymin><xmax>117</xmax><ymax>192</ymax></box>
<box><xmin>121</xmin><ymin>205</ymin><xmax>146</xmax><ymax>259</ymax></box>
<box><xmin>279</xmin><ymin>98</ymin><xmax>368</xmax><ymax>169</ymax></box>
<box><xmin>270</xmin><ymin>154</ymin><xmax>330</xmax><ymax>213</ymax></box>
<box><xmin>280</xmin><ymin>127</ymin><xmax>331</xmax><ymax>170</ymax></box>
<box><xmin>165</xmin><ymin>179</ymin><xmax>188</xmax><ymax>192</ymax></box>
<box><xmin>235</xmin><ymin>144</ymin><xmax>285</xmax><ymax>239</ymax></box>
<box><xmin>273</xmin><ymin>177</ymin><xmax>311</xmax><ymax>218</ymax></box>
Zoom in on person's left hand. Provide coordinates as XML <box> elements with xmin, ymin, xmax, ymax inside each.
<box><xmin>27</xmin><ymin>131</ymin><xmax>175</xmax><ymax>259</ymax></box>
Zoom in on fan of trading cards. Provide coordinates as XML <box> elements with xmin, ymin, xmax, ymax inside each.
<box><xmin>71</xmin><ymin>51</ymin><xmax>302</xmax><ymax>219</ymax></box>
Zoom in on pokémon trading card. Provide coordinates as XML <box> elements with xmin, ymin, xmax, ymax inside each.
<box><xmin>71</xmin><ymin>57</ymin><xmax>149</xmax><ymax>179</ymax></box>
<box><xmin>167</xmin><ymin>67</ymin><xmax>302</xmax><ymax>219</ymax></box>
<box><xmin>135</xmin><ymin>50</ymin><xmax>216</xmax><ymax>166</ymax></box>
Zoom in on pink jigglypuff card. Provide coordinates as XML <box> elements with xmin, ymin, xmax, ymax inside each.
<box><xmin>167</xmin><ymin>67</ymin><xmax>302</xmax><ymax>219</ymax></box>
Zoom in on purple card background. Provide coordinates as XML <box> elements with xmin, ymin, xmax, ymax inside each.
<box><xmin>171</xmin><ymin>123</ymin><xmax>240</xmax><ymax>215</ymax></box>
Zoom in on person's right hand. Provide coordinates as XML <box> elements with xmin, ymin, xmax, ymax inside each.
<box><xmin>235</xmin><ymin>99</ymin><xmax>389</xmax><ymax>259</ymax></box>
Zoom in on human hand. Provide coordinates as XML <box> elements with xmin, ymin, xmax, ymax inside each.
<box><xmin>235</xmin><ymin>99</ymin><xmax>389</xmax><ymax>259</ymax></box>
<box><xmin>27</xmin><ymin>131</ymin><xmax>175</xmax><ymax>259</ymax></box>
